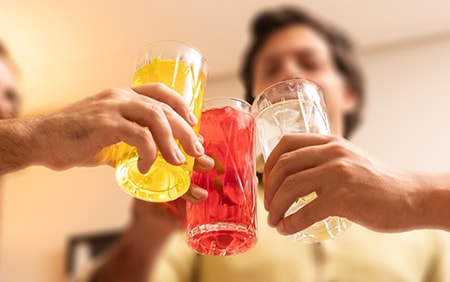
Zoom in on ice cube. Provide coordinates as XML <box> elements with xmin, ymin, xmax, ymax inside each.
<box><xmin>273</xmin><ymin>107</ymin><xmax>305</xmax><ymax>134</ymax></box>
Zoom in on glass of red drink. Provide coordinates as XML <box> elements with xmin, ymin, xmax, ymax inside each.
<box><xmin>186</xmin><ymin>97</ymin><xmax>257</xmax><ymax>256</ymax></box>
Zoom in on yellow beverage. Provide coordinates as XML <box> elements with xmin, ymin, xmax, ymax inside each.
<box><xmin>115</xmin><ymin>58</ymin><xmax>207</xmax><ymax>202</ymax></box>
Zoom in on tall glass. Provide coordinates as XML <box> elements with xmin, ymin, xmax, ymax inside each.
<box><xmin>186</xmin><ymin>97</ymin><xmax>257</xmax><ymax>256</ymax></box>
<box><xmin>115</xmin><ymin>41</ymin><xmax>208</xmax><ymax>202</ymax></box>
<box><xmin>252</xmin><ymin>78</ymin><xmax>351</xmax><ymax>243</ymax></box>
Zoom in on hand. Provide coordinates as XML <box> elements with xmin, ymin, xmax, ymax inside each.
<box><xmin>32</xmin><ymin>83</ymin><xmax>204</xmax><ymax>172</ymax></box>
<box><xmin>263</xmin><ymin>133</ymin><xmax>420</xmax><ymax>234</ymax></box>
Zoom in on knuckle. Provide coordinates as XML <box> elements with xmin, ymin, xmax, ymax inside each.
<box><xmin>151</xmin><ymin>82</ymin><xmax>168</xmax><ymax>93</ymax></box>
<box><xmin>282</xmin><ymin>173</ymin><xmax>298</xmax><ymax>190</ymax></box>
<box><xmin>330</xmin><ymin>159</ymin><xmax>354</xmax><ymax>179</ymax></box>
<box><xmin>279</xmin><ymin>134</ymin><xmax>294</xmax><ymax>145</ymax></box>
<box><xmin>277</xmin><ymin>152</ymin><xmax>295</xmax><ymax>172</ymax></box>
<box><xmin>326</xmin><ymin>141</ymin><xmax>348</xmax><ymax>157</ymax></box>
<box><xmin>147</xmin><ymin>102</ymin><xmax>165</xmax><ymax>116</ymax></box>
<box><xmin>136</xmin><ymin>127</ymin><xmax>151</xmax><ymax>141</ymax></box>
<box><xmin>101</xmin><ymin>87</ymin><xmax>122</xmax><ymax>99</ymax></box>
<box><xmin>159</xmin><ymin>102</ymin><xmax>174</xmax><ymax>113</ymax></box>
<box><xmin>96</xmin><ymin>113</ymin><xmax>114</xmax><ymax>128</ymax></box>
<box><xmin>327</xmin><ymin>134</ymin><xmax>341</xmax><ymax>142</ymax></box>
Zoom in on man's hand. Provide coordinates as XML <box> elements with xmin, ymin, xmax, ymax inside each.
<box><xmin>263</xmin><ymin>133</ymin><xmax>422</xmax><ymax>234</ymax></box>
<box><xmin>31</xmin><ymin>83</ymin><xmax>204</xmax><ymax>173</ymax></box>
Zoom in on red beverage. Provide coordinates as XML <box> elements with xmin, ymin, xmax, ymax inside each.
<box><xmin>187</xmin><ymin>99</ymin><xmax>257</xmax><ymax>256</ymax></box>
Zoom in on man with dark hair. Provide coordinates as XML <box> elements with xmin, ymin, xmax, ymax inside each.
<box><xmin>257</xmin><ymin>9</ymin><xmax>450</xmax><ymax>234</ymax></box>
<box><xmin>240</xmin><ymin>7</ymin><xmax>364</xmax><ymax>139</ymax></box>
<box><xmin>81</xmin><ymin>6</ymin><xmax>450</xmax><ymax>282</ymax></box>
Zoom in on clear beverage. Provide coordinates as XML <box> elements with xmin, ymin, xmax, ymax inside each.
<box><xmin>253</xmin><ymin>78</ymin><xmax>351</xmax><ymax>243</ymax></box>
<box><xmin>187</xmin><ymin>100</ymin><xmax>257</xmax><ymax>256</ymax></box>
<box><xmin>256</xmin><ymin>99</ymin><xmax>329</xmax><ymax>158</ymax></box>
<box><xmin>115</xmin><ymin>54</ymin><xmax>207</xmax><ymax>202</ymax></box>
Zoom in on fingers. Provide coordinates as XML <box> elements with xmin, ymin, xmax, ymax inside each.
<box><xmin>274</xmin><ymin>199</ymin><xmax>329</xmax><ymax>235</ymax></box>
<box><xmin>264</xmin><ymin>134</ymin><xmax>331</xmax><ymax>177</ymax></box>
<box><xmin>164</xmin><ymin>106</ymin><xmax>205</xmax><ymax>158</ymax></box>
<box><xmin>263</xmin><ymin>141</ymin><xmax>332</xmax><ymax>210</ymax></box>
<box><xmin>132</xmin><ymin>83</ymin><xmax>198</xmax><ymax>125</ymax></box>
<box><xmin>119</xmin><ymin>102</ymin><xmax>202</xmax><ymax>167</ymax></box>
<box><xmin>266</xmin><ymin>167</ymin><xmax>322</xmax><ymax>227</ymax></box>
<box><xmin>182</xmin><ymin>184</ymin><xmax>208</xmax><ymax>204</ymax></box>
<box><xmin>120</xmin><ymin>87</ymin><xmax>204</xmax><ymax>165</ymax></box>
<box><xmin>98</xmin><ymin>83</ymin><xmax>206</xmax><ymax>172</ymax></box>
<box><xmin>193</xmin><ymin>154</ymin><xmax>214</xmax><ymax>172</ymax></box>
<box><xmin>263</xmin><ymin>134</ymin><xmax>345</xmax><ymax>220</ymax></box>
<box><xmin>114</xmin><ymin>120</ymin><xmax>157</xmax><ymax>173</ymax></box>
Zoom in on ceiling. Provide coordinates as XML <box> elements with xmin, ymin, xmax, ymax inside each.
<box><xmin>1</xmin><ymin>0</ymin><xmax>449</xmax><ymax>110</ymax></box>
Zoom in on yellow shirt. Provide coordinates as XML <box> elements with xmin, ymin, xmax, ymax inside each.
<box><xmin>74</xmin><ymin>188</ymin><xmax>450</xmax><ymax>282</ymax></box>
<box><xmin>151</xmin><ymin>190</ymin><xmax>450</xmax><ymax>282</ymax></box>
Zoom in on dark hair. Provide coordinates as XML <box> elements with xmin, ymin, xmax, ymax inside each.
<box><xmin>240</xmin><ymin>6</ymin><xmax>364</xmax><ymax>138</ymax></box>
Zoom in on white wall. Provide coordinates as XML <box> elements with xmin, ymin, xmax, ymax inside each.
<box><xmin>1</xmin><ymin>35</ymin><xmax>450</xmax><ymax>282</ymax></box>
<box><xmin>352</xmin><ymin>35</ymin><xmax>450</xmax><ymax>172</ymax></box>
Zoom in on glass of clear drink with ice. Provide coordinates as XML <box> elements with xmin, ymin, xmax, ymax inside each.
<box><xmin>251</xmin><ymin>78</ymin><xmax>351</xmax><ymax>243</ymax></box>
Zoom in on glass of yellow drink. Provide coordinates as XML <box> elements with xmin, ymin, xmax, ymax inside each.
<box><xmin>115</xmin><ymin>41</ymin><xmax>208</xmax><ymax>202</ymax></box>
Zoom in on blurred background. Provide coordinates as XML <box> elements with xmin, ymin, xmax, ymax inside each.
<box><xmin>1</xmin><ymin>0</ymin><xmax>450</xmax><ymax>281</ymax></box>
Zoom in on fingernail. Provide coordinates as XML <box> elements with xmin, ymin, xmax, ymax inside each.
<box><xmin>175</xmin><ymin>147</ymin><xmax>186</xmax><ymax>163</ymax></box>
<box><xmin>194</xmin><ymin>140</ymin><xmax>204</xmax><ymax>155</ymax></box>
<box><xmin>189</xmin><ymin>112</ymin><xmax>198</xmax><ymax>125</ymax></box>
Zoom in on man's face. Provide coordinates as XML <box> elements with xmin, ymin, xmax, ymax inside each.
<box><xmin>0</xmin><ymin>57</ymin><xmax>19</xmax><ymax>119</ymax></box>
<box><xmin>252</xmin><ymin>24</ymin><xmax>356</xmax><ymax>136</ymax></box>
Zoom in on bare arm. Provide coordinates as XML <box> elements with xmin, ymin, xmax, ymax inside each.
<box><xmin>92</xmin><ymin>203</ymin><xmax>180</xmax><ymax>282</ymax></box>
<box><xmin>0</xmin><ymin>83</ymin><xmax>204</xmax><ymax>176</ymax></box>
<box><xmin>263</xmin><ymin>134</ymin><xmax>450</xmax><ymax>234</ymax></box>
<box><xmin>0</xmin><ymin>118</ymin><xmax>38</xmax><ymax>175</ymax></box>
<box><xmin>92</xmin><ymin>158</ymin><xmax>212</xmax><ymax>282</ymax></box>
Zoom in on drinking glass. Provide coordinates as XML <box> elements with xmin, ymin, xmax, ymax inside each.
<box><xmin>115</xmin><ymin>41</ymin><xmax>208</xmax><ymax>202</ymax></box>
<box><xmin>252</xmin><ymin>78</ymin><xmax>351</xmax><ymax>243</ymax></box>
<box><xmin>186</xmin><ymin>97</ymin><xmax>258</xmax><ymax>256</ymax></box>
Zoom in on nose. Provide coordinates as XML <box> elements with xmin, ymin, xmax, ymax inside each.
<box><xmin>279</xmin><ymin>59</ymin><xmax>304</xmax><ymax>81</ymax></box>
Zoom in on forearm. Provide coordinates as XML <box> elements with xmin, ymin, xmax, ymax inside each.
<box><xmin>0</xmin><ymin>118</ymin><xmax>41</xmax><ymax>175</ymax></box>
<box><xmin>93</xmin><ymin>216</ymin><xmax>175</xmax><ymax>282</ymax></box>
<box><xmin>413</xmin><ymin>171</ymin><xmax>450</xmax><ymax>231</ymax></box>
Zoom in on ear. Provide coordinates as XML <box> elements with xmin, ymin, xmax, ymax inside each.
<box><xmin>343</xmin><ymin>84</ymin><xmax>358</xmax><ymax>114</ymax></box>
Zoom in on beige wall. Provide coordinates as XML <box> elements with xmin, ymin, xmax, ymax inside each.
<box><xmin>1</xmin><ymin>35</ymin><xmax>450</xmax><ymax>281</ymax></box>
<box><xmin>352</xmin><ymin>35</ymin><xmax>450</xmax><ymax>172</ymax></box>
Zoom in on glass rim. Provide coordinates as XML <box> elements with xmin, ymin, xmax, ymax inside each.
<box><xmin>203</xmin><ymin>96</ymin><xmax>252</xmax><ymax>112</ymax></box>
<box><xmin>253</xmin><ymin>78</ymin><xmax>322</xmax><ymax>101</ymax></box>
<box><xmin>251</xmin><ymin>78</ymin><xmax>326</xmax><ymax>116</ymax></box>
<box><xmin>135</xmin><ymin>40</ymin><xmax>208</xmax><ymax>73</ymax></box>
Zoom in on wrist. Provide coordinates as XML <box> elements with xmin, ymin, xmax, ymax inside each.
<box><xmin>26</xmin><ymin>115</ymin><xmax>52</xmax><ymax>167</ymax></box>
<box><xmin>412</xmin><ymin>172</ymin><xmax>450</xmax><ymax>231</ymax></box>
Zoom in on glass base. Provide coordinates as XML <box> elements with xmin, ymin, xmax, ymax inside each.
<box><xmin>187</xmin><ymin>223</ymin><xmax>257</xmax><ymax>256</ymax></box>
<box><xmin>115</xmin><ymin>157</ymin><xmax>190</xmax><ymax>202</ymax></box>
<box><xmin>285</xmin><ymin>192</ymin><xmax>352</xmax><ymax>243</ymax></box>
<box><xmin>287</xmin><ymin>217</ymin><xmax>352</xmax><ymax>243</ymax></box>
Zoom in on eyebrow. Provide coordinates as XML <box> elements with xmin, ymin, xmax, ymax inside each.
<box><xmin>261</xmin><ymin>48</ymin><xmax>322</xmax><ymax>64</ymax></box>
